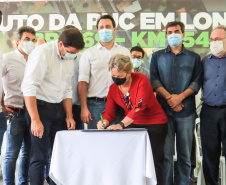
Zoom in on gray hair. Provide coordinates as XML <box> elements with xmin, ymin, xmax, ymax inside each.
<box><xmin>17</xmin><ymin>26</ymin><xmax>36</xmax><ymax>40</ymax></box>
<box><xmin>212</xmin><ymin>25</ymin><xmax>226</xmax><ymax>37</ymax></box>
<box><xmin>109</xmin><ymin>54</ymin><xmax>133</xmax><ymax>73</ymax></box>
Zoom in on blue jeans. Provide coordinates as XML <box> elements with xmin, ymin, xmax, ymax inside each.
<box><xmin>0</xmin><ymin>112</ymin><xmax>7</xmax><ymax>151</ymax></box>
<box><xmin>162</xmin><ymin>113</ymin><xmax>196</xmax><ymax>185</ymax></box>
<box><xmin>87</xmin><ymin>100</ymin><xmax>106</xmax><ymax>129</ymax></box>
<box><xmin>87</xmin><ymin>100</ymin><xmax>125</xmax><ymax>129</ymax></box>
<box><xmin>2</xmin><ymin>112</ymin><xmax>31</xmax><ymax>185</ymax></box>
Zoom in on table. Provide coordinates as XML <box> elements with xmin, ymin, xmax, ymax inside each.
<box><xmin>49</xmin><ymin>129</ymin><xmax>157</xmax><ymax>185</ymax></box>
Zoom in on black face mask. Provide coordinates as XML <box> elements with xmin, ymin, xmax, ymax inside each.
<box><xmin>112</xmin><ymin>75</ymin><xmax>127</xmax><ymax>86</ymax></box>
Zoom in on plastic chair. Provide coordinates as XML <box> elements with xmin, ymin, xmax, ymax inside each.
<box><xmin>220</xmin><ymin>156</ymin><xmax>225</xmax><ymax>185</ymax></box>
<box><xmin>196</xmin><ymin>118</ymin><xmax>226</xmax><ymax>185</ymax></box>
<box><xmin>194</xmin><ymin>119</ymin><xmax>205</xmax><ymax>185</ymax></box>
<box><xmin>173</xmin><ymin>137</ymin><xmax>177</xmax><ymax>182</ymax></box>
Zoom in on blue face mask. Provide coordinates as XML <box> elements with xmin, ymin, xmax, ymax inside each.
<box><xmin>22</xmin><ymin>41</ymin><xmax>35</xmax><ymax>55</ymax></box>
<box><xmin>99</xmin><ymin>29</ymin><xmax>113</xmax><ymax>43</ymax></box>
<box><xmin>132</xmin><ymin>58</ymin><xmax>142</xmax><ymax>68</ymax></box>
<box><xmin>61</xmin><ymin>52</ymin><xmax>77</xmax><ymax>60</ymax></box>
<box><xmin>167</xmin><ymin>33</ymin><xmax>182</xmax><ymax>47</ymax></box>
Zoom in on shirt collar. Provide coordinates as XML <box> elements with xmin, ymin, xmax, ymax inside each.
<box><xmin>96</xmin><ymin>41</ymin><xmax>118</xmax><ymax>50</ymax></box>
<box><xmin>136</xmin><ymin>66</ymin><xmax>142</xmax><ymax>72</ymax></box>
<box><xmin>165</xmin><ymin>44</ymin><xmax>188</xmax><ymax>55</ymax></box>
<box><xmin>208</xmin><ymin>53</ymin><xmax>226</xmax><ymax>59</ymax></box>
<box><xmin>15</xmin><ymin>48</ymin><xmax>25</xmax><ymax>59</ymax></box>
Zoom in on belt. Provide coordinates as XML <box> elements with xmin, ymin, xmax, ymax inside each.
<box><xmin>37</xmin><ymin>99</ymin><xmax>62</xmax><ymax>105</ymax></box>
<box><xmin>11</xmin><ymin>108</ymin><xmax>25</xmax><ymax>114</ymax></box>
<box><xmin>87</xmin><ymin>97</ymin><xmax>107</xmax><ymax>102</ymax></box>
<box><xmin>204</xmin><ymin>103</ymin><xmax>226</xmax><ymax>109</ymax></box>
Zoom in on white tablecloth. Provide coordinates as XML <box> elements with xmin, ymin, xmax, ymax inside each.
<box><xmin>49</xmin><ymin>130</ymin><xmax>157</xmax><ymax>185</ymax></box>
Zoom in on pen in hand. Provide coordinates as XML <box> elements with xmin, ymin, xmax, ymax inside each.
<box><xmin>100</xmin><ymin>113</ymin><xmax>104</xmax><ymax>129</ymax></box>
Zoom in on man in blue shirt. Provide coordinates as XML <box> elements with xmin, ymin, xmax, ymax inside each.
<box><xmin>200</xmin><ymin>25</ymin><xmax>226</xmax><ymax>185</ymax></box>
<box><xmin>150</xmin><ymin>21</ymin><xmax>202</xmax><ymax>185</ymax></box>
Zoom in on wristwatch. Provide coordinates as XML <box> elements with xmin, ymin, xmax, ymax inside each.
<box><xmin>118</xmin><ymin>122</ymin><xmax>125</xmax><ymax>129</ymax></box>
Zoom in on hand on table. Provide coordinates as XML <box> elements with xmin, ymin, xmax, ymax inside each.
<box><xmin>107</xmin><ymin>124</ymin><xmax>123</xmax><ymax>130</ymax></box>
<box><xmin>97</xmin><ymin>120</ymin><xmax>108</xmax><ymax>130</ymax></box>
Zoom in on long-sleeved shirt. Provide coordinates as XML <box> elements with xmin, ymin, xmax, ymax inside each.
<box><xmin>21</xmin><ymin>40</ymin><xmax>74</xmax><ymax>103</ymax></box>
<box><xmin>2</xmin><ymin>48</ymin><xmax>26</xmax><ymax>108</ymax></box>
<box><xmin>201</xmin><ymin>54</ymin><xmax>226</xmax><ymax>106</ymax></box>
<box><xmin>150</xmin><ymin>45</ymin><xmax>202</xmax><ymax>118</ymax></box>
<box><xmin>72</xmin><ymin>54</ymin><xmax>81</xmax><ymax>105</ymax></box>
<box><xmin>103</xmin><ymin>73</ymin><xmax>167</xmax><ymax>125</ymax></box>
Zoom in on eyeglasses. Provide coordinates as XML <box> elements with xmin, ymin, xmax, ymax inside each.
<box><xmin>122</xmin><ymin>92</ymin><xmax>133</xmax><ymax>110</ymax></box>
<box><xmin>131</xmin><ymin>55</ymin><xmax>142</xmax><ymax>60</ymax></box>
<box><xmin>209</xmin><ymin>38</ymin><xmax>226</xmax><ymax>42</ymax></box>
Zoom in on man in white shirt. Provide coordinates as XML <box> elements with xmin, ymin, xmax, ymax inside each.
<box><xmin>2</xmin><ymin>26</ymin><xmax>36</xmax><ymax>185</ymax></box>
<box><xmin>0</xmin><ymin>9</ymin><xmax>7</xmax><ymax>156</ymax></box>
<box><xmin>0</xmin><ymin>40</ymin><xmax>7</xmax><ymax>154</ymax></box>
<box><xmin>62</xmin><ymin>25</ymin><xmax>83</xmax><ymax>130</ymax></box>
<box><xmin>79</xmin><ymin>14</ymin><xmax>130</xmax><ymax>129</ymax></box>
<box><xmin>21</xmin><ymin>28</ymin><xmax>84</xmax><ymax>185</ymax></box>
<box><xmin>72</xmin><ymin>53</ymin><xmax>84</xmax><ymax>129</ymax></box>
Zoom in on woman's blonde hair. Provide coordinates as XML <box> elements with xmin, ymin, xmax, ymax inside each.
<box><xmin>109</xmin><ymin>54</ymin><xmax>133</xmax><ymax>73</ymax></box>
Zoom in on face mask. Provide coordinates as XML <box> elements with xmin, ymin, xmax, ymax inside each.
<box><xmin>22</xmin><ymin>41</ymin><xmax>35</xmax><ymax>55</ymax></box>
<box><xmin>210</xmin><ymin>40</ymin><xmax>226</xmax><ymax>57</ymax></box>
<box><xmin>112</xmin><ymin>74</ymin><xmax>127</xmax><ymax>86</ymax></box>
<box><xmin>99</xmin><ymin>29</ymin><xmax>113</xmax><ymax>43</ymax></box>
<box><xmin>61</xmin><ymin>52</ymin><xmax>77</xmax><ymax>60</ymax></box>
<box><xmin>132</xmin><ymin>59</ymin><xmax>142</xmax><ymax>68</ymax></box>
<box><xmin>168</xmin><ymin>33</ymin><xmax>182</xmax><ymax>47</ymax></box>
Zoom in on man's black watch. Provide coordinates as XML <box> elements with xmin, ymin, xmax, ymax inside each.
<box><xmin>118</xmin><ymin>122</ymin><xmax>125</xmax><ymax>129</ymax></box>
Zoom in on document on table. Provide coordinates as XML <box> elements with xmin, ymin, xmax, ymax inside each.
<box><xmin>82</xmin><ymin>128</ymin><xmax>147</xmax><ymax>132</ymax></box>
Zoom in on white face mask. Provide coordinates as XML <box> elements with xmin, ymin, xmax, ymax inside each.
<box><xmin>132</xmin><ymin>58</ymin><xmax>142</xmax><ymax>68</ymax></box>
<box><xmin>22</xmin><ymin>41</ymin><xmax>35</xmax><ymax>55</ymax></box>
<box><xmin>210</xmin><ymin>40</ymin><xmax>226</xmax><ymax>57</ymax></box>
<box><xmin>60</xmin><ymin>44</ymin><xmax>77</xmax><ymax>60</ymax></box>
<box><xmin>61</xmin><ymin>52</ymin><xmax>77</xmax><ymax>60</ymax></box>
